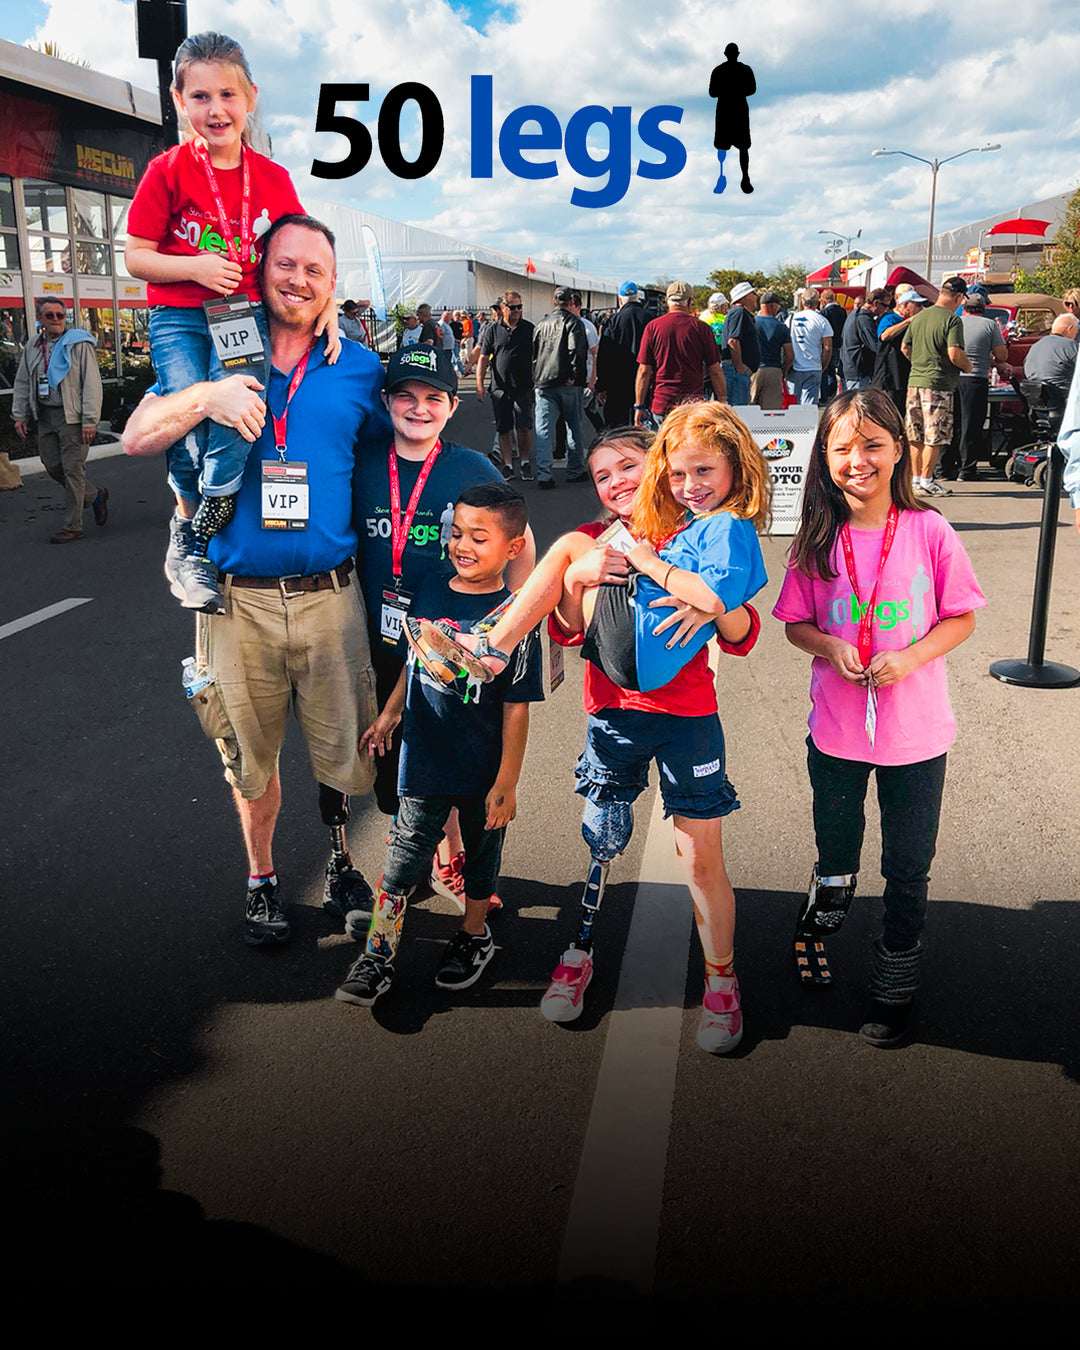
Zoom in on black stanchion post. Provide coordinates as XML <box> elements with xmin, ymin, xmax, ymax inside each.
<box><xmin>990</xmin><ymin>443</ymin><xmax>1080</xmax><ymax>688</ymax></box>
<box><xmin>135</xmin><ymin>0</ymin><xmax>187</xmax><ymax>142</ymax></box>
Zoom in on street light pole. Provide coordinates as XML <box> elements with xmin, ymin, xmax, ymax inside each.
<box><xmin>872</xmin><ymin>145</ymin><xmax>1000</xmax><ymax>281</ymax></box>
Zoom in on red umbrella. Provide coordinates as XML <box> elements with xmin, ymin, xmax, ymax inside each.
<box><xmin>986</xmin><ymin>218</ymin><xmax>1050</xmax><ymax>236</ymax></box>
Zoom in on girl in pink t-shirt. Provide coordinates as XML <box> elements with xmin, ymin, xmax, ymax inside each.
<box><xmin>773</xmin><ymin>388</ymin><xmax>985</xmax><ymax>1046</ymax></box>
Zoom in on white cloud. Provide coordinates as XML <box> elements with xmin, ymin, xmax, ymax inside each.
<box><xmin>15</xmin><ymin>0</ymin><xmax>1080</xmax><ymax>284</ymax></box>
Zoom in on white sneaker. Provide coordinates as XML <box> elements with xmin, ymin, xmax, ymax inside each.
<box><xmin>923</xmin><ymin>479</ymin><xmax>952</xmax><ymax>497</ymax></box>
<box><xmin>696</xmin><ymin>974</ymin><xmax>744</xmax><ymax>1054</ymax></box>
<box><xmin>540</xmin><ymin>947</ymin><xmax>594</xmax><ymax>1022</ymax></box>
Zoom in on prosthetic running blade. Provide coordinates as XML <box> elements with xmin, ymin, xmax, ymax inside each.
<box><xmin>404</xmin><ymin>616</ymin><xmax>496</xmax><ymax>689</ymax></box>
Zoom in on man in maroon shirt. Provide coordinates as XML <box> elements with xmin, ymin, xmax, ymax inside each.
<box><xmin>634</xmin><ymin>281</ymin><xmax>727</xmax><ymax>426</ymax></box>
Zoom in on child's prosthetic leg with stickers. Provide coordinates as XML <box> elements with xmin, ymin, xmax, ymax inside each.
<box><xmin>793</xmin><ymin>869</ymin><xmax>856</xmax><ymax>987</ymax></box>
<box><xmin>364</xmin><ymin>887</ymin><xmax>409</xmax><ymax>965</ymax></box>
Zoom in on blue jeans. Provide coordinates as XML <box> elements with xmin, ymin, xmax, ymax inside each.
<box><xmin>534</xmin><ymin>384</ymin><xmax>585</xmax><ymax>480</ymax></box>
<box><xmin>788</xmin><ymin>368</ymin><xmax>822</xmax><ymax>405</ymax></box>
<box><xmin>384</xmin><ymin>794</ymin><xmax>504</xmax><ymax>901</ymax></box>
<box><xmin>820</xmin><ymin>356</ymin><xmax>840</xmax><ymax>403</ymax></box>
<box><xmin>150</xmin><ymin>304</ymin><xmax>269</xmax><ymax>501</ymax></box>
<box><xmin>722</xmin><ymin>363</ymin><xmax>751</xmax><ymax>406</ymax></box>
<box><xmin>575</xmin><ymin>710</ymin><xmax>739</xmax><ymax>821</ymax></box>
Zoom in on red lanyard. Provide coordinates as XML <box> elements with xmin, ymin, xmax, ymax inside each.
<box><xmin>839</xmin><ymin>504</ymin><xmax>899</xmax><ymax>668</ymax></box>
<box><xmin>388</xmin><ymin>441</ymin><xmax>442</xmax><ymax>579</ymax></box>
<box><xmin>192</xmin><ymin>140</ymin><xmax>251</xmax><ymax>266</ymax></box>
<box><xmin>270</xmin><ymin>349</ymin><xmax>312</xmax><ymax>460</ymax></box>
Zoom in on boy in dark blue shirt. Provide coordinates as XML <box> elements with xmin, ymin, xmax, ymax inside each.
<box><xmin>336</xmin><ymin>481</ymin><xmax>544</xmax><ymax>1004</ymax></box>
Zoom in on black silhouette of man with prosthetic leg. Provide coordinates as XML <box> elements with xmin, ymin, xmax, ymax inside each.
<box><xmin>541</xmin><ymin>796</ymin><xmax>634</xmax><ymax>1022</ymax></box>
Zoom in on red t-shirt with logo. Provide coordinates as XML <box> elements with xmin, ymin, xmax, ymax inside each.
<box><xmin>546</xmin><ymin>519</ymin><xmax>759</xmax><ymax>717</ymax></box>
<box><xmin>127</xmin><ymin>142</ymin><xmax>305</xmax><ymax>307</ymax></box>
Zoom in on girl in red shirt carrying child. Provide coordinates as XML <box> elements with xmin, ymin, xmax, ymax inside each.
<box><xmin>432</xmin><ymin>406</ymin><xmax>770</xmax><ymax>1052</ymax></box>
<box><xmin>126</xmin><ymin>31</ymin><xmax>337</xmax><ymax>615</ymax></box>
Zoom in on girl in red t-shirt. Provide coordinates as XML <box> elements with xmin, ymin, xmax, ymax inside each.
<box><xmin>126</xmin><ymin>31</ymin><xmax>337</xmax><ymax>615</ymax></box>
<box><xmin>473</xmin><ymin>418</ymin><xmax>766</xmax><ymax>1051</ymax></box>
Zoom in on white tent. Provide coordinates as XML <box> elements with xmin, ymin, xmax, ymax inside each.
<box><xmin>849</xmin><ymin>192</ymin><xmax>1071</xmax><ymax>290</ymax></box>
<box><xmin>306</xmin><ymin>197</ymin><xmax>617</xmax><ymax>324</ymax></box>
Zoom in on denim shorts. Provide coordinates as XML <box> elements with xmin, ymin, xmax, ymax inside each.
<box><xmin>150</xmin><ymin>303</ymin><xmax>269</xmax><ymax>500</ymax></box>
<box><xmin>574</xmin><ymin>709</ymin><xmax>739</xmax><ymax>821</ymax></box>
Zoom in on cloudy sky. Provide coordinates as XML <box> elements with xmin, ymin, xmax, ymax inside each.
<box><xmin>6</xmin><ymin>0</ymin><xmax>1080</xmax><ymax>285</ymax></box>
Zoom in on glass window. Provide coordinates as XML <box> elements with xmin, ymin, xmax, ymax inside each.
<box><xmin>79</xmin><ymin>305</ymin><xmax>117</xmax><ymax>379</ymax></box>
<box><xmin>23</xmin><ymin>179</ymin><xmax>68</xmax><ymax>236</ymax></box>
<box><xmin>71</xmin><ymin>190</ymin><xmax>109</xmax><ymax>240</ymax></box>
<box><xmin>118</xmin><ymin>305</ymin><xmax>152</xmax><ymax>375</ymax></box>
<box><xmin>110</xmin><ymin>197</ymin><xmax>130</xmax><ymax>240</ymax></box>
<box><xmin>27</xmin><ymin>235</ymin><xmax>71</xmax><ymax>274</ymax></box>
<box><xmin>0</xmin><ymin>233</ymin><xmax>19</xmax><ymax>270</ymax></box>
<box><xmin>75</xmin><ymin>241</ymin><xmax>112</xmax><ymax>277</ymax></box>
<box><xmin>0</xmin><ymin>306</ymin><xmax>28</xmax><ymax>391</ymax></box>
<box><xmin>0</xmin><ymin>176</ymin><xmax>16</xmax><ymax>231</ymax></box>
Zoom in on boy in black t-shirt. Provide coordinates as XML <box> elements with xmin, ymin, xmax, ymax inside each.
<box><xmin>336</xmin><ymin>482</ymin><xmax>544</xmax><ymax>1005</ymax></box>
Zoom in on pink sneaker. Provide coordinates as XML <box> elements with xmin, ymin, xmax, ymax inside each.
<box><xmin>696</xmin><ymin>974</ymin><xmax>743</xmax><ymax>1054</ymax></box>
<box><xmin>430</xmin><ymin>852</ymin><xmax>466</xmax><ymax>913</ymax></box>
<box><xmin>430</xmin><ymin>853</ymin><xmax>503</xmax><ymax>916</ymax></box>
<box><xmin>540</xmin><ymin>947</ymin><xmax>594</xmax><ymax>1022</ymax></box>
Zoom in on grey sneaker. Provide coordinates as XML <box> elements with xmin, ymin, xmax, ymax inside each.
<box><xmin>164</xmin><ymin>514</ymin><xmax>196</xmax><ymax>600</ymax></box>
<box><xmin>173</xmin><ymin>552</ymin><xmax>226</xmax><ymax>614</ymax></box>
<box><xmin>244</xmin><ymin>878</ymin><xmax>290</xmax><ymax>946</ymax></box>
<box><xmin>923</xmin><ymin>479</ymin><xmax>952</xmax><ymax>497</ymax></box>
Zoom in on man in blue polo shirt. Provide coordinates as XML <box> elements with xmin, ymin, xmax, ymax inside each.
<box><xmin>123</xmin><ymin>215</ymin><xmax>393</xmax><ymax>948</ymax></box>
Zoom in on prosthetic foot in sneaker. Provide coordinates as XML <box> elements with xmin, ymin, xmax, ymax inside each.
<box><xmin>323</xmin><ymin>855</ymin><xmax>374</xmax><ymax>921</ymax></box>
<box><xmin>540</xmin><ymin>947</ymin><xmax>594</xmax><ymax>1023</ymax></box>
<box><xmin>335</xmin><ymin>954</ymin><xmax>394</xmax><ymax>1006</ymax></box>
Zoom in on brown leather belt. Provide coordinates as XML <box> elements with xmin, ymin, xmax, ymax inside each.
<box><xmin>229</xmin><ymin>557</ymin><xmax>354</xmax><ymax>599</ymax></box>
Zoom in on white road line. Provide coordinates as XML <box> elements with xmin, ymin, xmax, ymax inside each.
<box><xmin>557</xmin><ymin>784</ymin><xmax>694</xmax><ymax>1293</ymax></box>
<box><xmin>0</xmin><ymin>598</ymin><xmax>93</xmax><ymax>642</ymax></box>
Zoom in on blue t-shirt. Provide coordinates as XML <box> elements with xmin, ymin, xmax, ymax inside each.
<box><xmin>353</xmin><ymin>439</ymin><xmax>503</xmax><ymax>654</ymax></box>
<box><xmin>399</xmin><ymin>578</ymin><xmax>545</xmax><ymax>796</ymax></box>
<box><xmin>208</xmin><ymin>341</ymin><xmax>392</xmax><ymax>577</ymax></box>
<box><xmin>633</xmin><ymin>511</ymin><xmax>768</xmax><ymax>693</ymax></box>
<box><xmin>755</xmin><ymin>315</ymin><xmax>791</xmax><ymax>369</ymax></box>
<box><xmin>878</xmin><ymin>311</ymin><xmax>903</xmax><ymax>339</ymax></box>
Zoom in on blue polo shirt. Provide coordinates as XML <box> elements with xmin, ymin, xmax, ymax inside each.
<box><xmin>209</xmin><ymin>341</ymin><xmax>392</xmax><ymax>578</ymax></box>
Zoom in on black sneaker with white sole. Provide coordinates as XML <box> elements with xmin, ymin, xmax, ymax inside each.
<box><xmin>323</xmin><ymin>857</ymin><xmax>374</xmax><ymax>922</ymax></box>
<box><xmin>434</xmin><ymin>925</ymin><xmax>495</xmax><ymax>990</ymax></box>
<box><xmin>244</xmin><ymin>878</ymin><xmax>290</xmax><ymax>946</ymax></box>
<box><xmin>335</xmin><ymin>954</ymin><xmax>394</xmax><ymax>1006</ymax></box>
<box><xmin>518</xmin><ymin>460</ymin><xmax>534</xmax><ymax>482</ymax></box>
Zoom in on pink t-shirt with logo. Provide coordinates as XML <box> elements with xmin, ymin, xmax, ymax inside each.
<box><xmin>773</xmin><ymin>508</ymin><xmax>986</xmax><ymax>766</ymax></box>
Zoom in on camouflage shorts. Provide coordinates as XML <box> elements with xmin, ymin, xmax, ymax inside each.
<box><xmin>905</xmin><ymin>387</ymin><xmax>954</xmax><ymax>446</ymax></box>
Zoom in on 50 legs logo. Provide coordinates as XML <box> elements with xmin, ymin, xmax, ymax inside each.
<box><xmin>309</xmin><ymin>76</ymin><xmax>689</xmax><ymax>209</ymax></box>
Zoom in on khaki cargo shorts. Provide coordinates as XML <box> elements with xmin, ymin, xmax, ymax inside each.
<box><xmin>191</xmin><ymin>575</ymin><xmax>377</xmax><ymax>800</ymax></box>
<box><xmin>905</xmin><ymin>387</ymin><xmax>954</xmax><ymax>446</ymax></box>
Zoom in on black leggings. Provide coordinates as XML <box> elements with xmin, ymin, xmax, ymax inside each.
<box><xmin>807</xmin><ymin>737</ymin><xmax>947</xmax><ymax>950</ymax></box>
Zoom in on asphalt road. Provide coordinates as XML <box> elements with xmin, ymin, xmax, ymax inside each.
<box><xmin>2</xmin><ymin>388</ymin><xmax>1078</xmax><ymax>1317</ymax></box>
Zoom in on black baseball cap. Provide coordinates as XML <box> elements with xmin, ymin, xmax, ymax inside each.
<box><xmin>386</xmin><ymin>346</ymin><xmax>458</xmax><ymax>395</ymax></box>
<box><xmin>942</xmin><ymin>276</ymin><xmax>968</xmax><ymax>296</ymax></box>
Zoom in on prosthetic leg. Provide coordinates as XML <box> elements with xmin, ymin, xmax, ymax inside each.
<box><xmin>335</xmin><ymin>885</ymin><xmax>406</xmax><ymax>1007</ymax></box>
<box><xmin>540</xmin><ymin>798</ymin><xmax>634</xmax><ymax>1023</ymax></box>
<box><xmin>171</xmin><ymin>493</ymin><xmax>238</xmax><ymax>614</ymax></box>
<box><xmin>793</xmin><ymin>869</ymin><xmax>856</xmax><ymax>987</ymax></box>
<box><xmin>319</xmin><ymin>784</ymin><xmax>374</xmax><ymax>922</ymax></box>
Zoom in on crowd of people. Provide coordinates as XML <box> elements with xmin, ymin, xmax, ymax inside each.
<box><xmin>13</xmin><ymin>29</ymin><xmax>1080</xmax><ymax>1060</ymax></box>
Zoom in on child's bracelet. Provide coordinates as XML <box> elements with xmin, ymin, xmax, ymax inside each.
<box><xmin>663</xmin><ymin>563</ymin><xmax>676</xmax><ymax>590</ymax></box>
